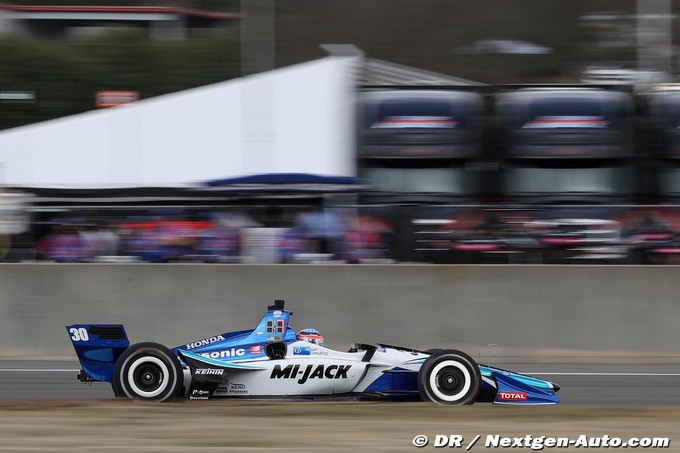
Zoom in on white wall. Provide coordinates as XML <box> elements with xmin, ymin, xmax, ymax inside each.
<box><xmin>0</xmin><ymin>56</ymin><xmax>359</xmax><ymax>187</ymax></box>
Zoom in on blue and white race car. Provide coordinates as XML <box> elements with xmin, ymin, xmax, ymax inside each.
<box><xmin>67</xmin><ymin>300</ymin><xmax>560</xmax><ymax>405</ymax></box>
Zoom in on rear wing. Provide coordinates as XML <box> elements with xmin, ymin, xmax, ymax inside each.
<box><xmin>66</xmin><ymin>324</ymin><xmax>129</xmax><ymax>382</ymax></box>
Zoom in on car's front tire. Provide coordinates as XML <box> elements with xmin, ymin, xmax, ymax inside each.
<box><xmin>112</xmin><ymin>342</ymin><xmax>184</xmax><ymax>402</ymax></box>
<box><xmin>417</xmin><ymin>349</ymin><xmax>481</xmax><ymax>405</ymax></box>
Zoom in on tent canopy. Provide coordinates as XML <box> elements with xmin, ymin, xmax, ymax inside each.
<box><xmin>202</xmin><ymin>173</ymin><xmax>369</xmax><ymax>192</ymax></box>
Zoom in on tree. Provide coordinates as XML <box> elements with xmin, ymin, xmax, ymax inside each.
<box><xmin>0</xmin><ymin>28</ymin><xmax>240</xmax><ymax>131</ymax></box>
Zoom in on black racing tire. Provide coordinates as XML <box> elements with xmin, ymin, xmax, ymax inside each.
<box><xmin>417</xmin><ymin>349</ymin><xmax>481</xmax><ymax>405</ymax></box>
<box><xmin>425</xmin><ymin>348</ymin><xmax>442</xmax><ymax>355</ymax></box>
<box><xmin>112</xmin><ymin>342</ymin><xmax>184</xmax><ymax>402</ymax></box>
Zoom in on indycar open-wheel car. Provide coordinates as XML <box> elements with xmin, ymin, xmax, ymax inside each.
<box><xmin>67</xmin><ymin>300</ymin><xmax>560</xmax><ymax>405</ymax></box>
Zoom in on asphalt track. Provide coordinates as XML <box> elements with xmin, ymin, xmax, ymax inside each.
<box><xmin>1</xmin><ymin>361</ymin><xmax>679</xmax><ymax>405</ymax></box>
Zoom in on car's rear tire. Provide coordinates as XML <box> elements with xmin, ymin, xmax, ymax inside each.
<box><xmin>417</xmin><ymin>349</ymin><xmax>481</xmax><ymax>405</ymax></box>
<box><xmin>112</xmin><ymin>342</ymin><xmax>183</xmax><ymax>402</ymax></box>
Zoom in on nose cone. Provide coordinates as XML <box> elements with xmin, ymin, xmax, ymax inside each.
<box><xmin>551</xmin><ymin>382</ymin><xmax>561</xmax><ymax>392</ymax></box>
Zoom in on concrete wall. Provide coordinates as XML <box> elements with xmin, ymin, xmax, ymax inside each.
<box><xmin>1</xmin><ymin>264</ymin><xmax>679</xmax><ymax>358</ymax></box>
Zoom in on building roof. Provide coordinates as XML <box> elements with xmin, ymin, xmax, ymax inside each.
<box><xmin>320</xmin><ymin>44</ymin><xmax>486</xmax><ymax>86</ymax></box>
<box><xmin>0</xmin><ymin>3</ymin><xmax>240</xmax><ymax>21</ymax></box>
<box><xmin>361</xmin><ymin>58</ymin><xmax>487</xmax><ymax>86</ymax></box>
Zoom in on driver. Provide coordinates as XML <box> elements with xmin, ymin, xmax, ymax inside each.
<box><xmin>296</xmin><ymin>328</ymin><xmax>325</xmax><ymax>347</ymax></box>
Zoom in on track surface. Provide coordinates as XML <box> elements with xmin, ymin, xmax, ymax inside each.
<box><xmin>1</xmin><ymin>361</ymin><xmax>679</xmax><ymax>452</ymax></box>
<box><xmin>1</xmin><ymin>361</ymin><xmax>679</xmax><ymax>405</ymax></box>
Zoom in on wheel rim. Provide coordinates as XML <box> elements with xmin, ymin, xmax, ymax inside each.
<box><xmin>126</xmin><ymin>356</ymin><xmax>170</xmax><ymax>398</ymax></box>
<box><xmin>429</xmin><ymin>360</ymin><xmax>471</xmax><ymax>402</ymax></box>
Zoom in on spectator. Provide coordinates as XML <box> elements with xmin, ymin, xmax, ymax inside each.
<box><xmin>149</xmin><ymin>209</ymin><xmax>197</xmax><ymax>262</ymax></box>
<box><xmin>119</xmin><ymin>216</ymin><xmax>163</xmax><ymax>263</ymax></box>
<box><xmin>80</xmin><ymin>220</ymin><xmax>121</xmax><ymax>260</ymax></box>
<box><xmin>195</xmin><ymin>213</ymin><xmax>242</xmax><ymax>263</ymax></box>
<box><xmin>341</xmin><ymin>214</ymin><xmax>391</xmax><ymax>263</ymax></box>
<box><xmin>36</xmin><ymin>218</ymin><xmax>88</xmax><ymax>263</ymax></box>
<box><xmin>294</xmin><ymin>207</ymin><xmax>344</xmax><ymax>257</ymax></box>
<box><xmin>277</xmin><ymin>226</ymin><xmax>314</xmax><ymax>263</ymax></box>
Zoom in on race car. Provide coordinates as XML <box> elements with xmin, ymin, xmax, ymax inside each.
<box><xmin>66</xmin><ymin>300</ymin><xmax>560</xmax><ymax>405</ymax></box>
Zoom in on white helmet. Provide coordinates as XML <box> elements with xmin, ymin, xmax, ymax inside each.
<box><xmin>296</xmin><ymin>328</ymin><xmax>324</xmax><ymax>347</ymax></box>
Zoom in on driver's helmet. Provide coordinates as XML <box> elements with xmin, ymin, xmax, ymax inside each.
<box><xmin>296</xmin><ymin>328</ymin><xmax>325</xmax><ymax>347</ymax></box>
